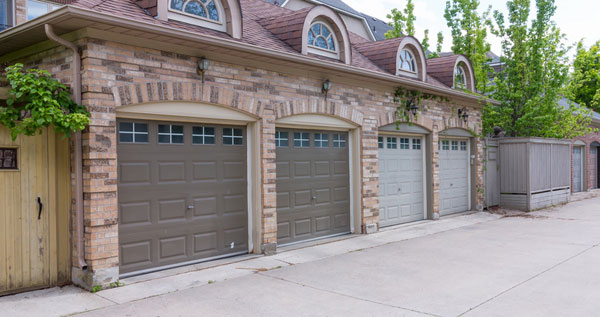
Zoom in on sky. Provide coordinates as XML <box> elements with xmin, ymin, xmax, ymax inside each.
<box><xmin>343</xmin><ymin>0</ymin><xmax>600</xmax><ymax>56</ymax></box>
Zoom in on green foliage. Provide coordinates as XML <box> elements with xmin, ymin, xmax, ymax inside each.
<box><xmin>444</xmin><ymin>0</ymin><xmax>493</xmax><ymax>93</ymax></box>
<box><xmin>486</xmin><ymin>0</ymin><xmax>593</xmax><ymax>138</ymax></box>
<box><xmin>385</xmin><ymin>0</ymin><xmax>415</xmax><ymax>38</ymax></box>
<box><xmin>0</xmin><ymin>63</ymin><xmax>90</xmax><ymax>140</ymax></box>
<box><xmin>386</xmin><ymin>0</ymin><xmax>444</xmax><ymax>59</ymax></box>
<box><xmin>92</xmin><ymin>285</ymin><xmax>103</xmax><ymax>293</ymax></box>
<box><xmin>565</xmin><ymin>40</ymin><xmax>600</xmax><ymax>112</ymax></box>
<box><xmin>394</xmin><ymin>87</ymin><xmax>451</xmax><ymax>124</ymax></box>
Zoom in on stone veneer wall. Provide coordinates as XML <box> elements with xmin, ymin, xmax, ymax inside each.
<box><xmin>4</xmin><ymin>36</ymin><xmax>485</xmax><ymax>288</ymax></box>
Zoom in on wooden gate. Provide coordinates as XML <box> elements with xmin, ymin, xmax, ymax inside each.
<box><xmin>485</xmin><ymin>138</ymin><xmax>500</xmax><ymax>208</ymax></box>
<box><xmin>0</xmin><ymin>127</ymin><xmax>71</xmax><ymax>295</ymax></box>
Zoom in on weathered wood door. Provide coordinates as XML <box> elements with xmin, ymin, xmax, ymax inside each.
<box><xmin>0</xmin><ymin>127</ymin><xmax>70</xmax><ymax>295</ymax></box>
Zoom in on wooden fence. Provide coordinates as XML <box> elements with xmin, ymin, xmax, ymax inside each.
<box><xmin>485</xmin><ymin>137</ymin><xmax>571</xmax><ymax>211</ymax></box>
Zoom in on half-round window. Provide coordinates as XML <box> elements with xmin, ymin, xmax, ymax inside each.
<box><xmin>170</xmin><ymin>0</ymin><xmax>220</xmax><ymax>22</ymax></box>
<box><xmin>455</xmin><ymin>65</ymin><xmax>466</xmax><ymax>89</ymax></box>
<box><xmin>399</xmin><ymin>49</ymin><xmax>416</xmax><ymax>73</ymax></box>
<box><xmin>308</xmin><ymin>22</ymin><xmax>336</xmax><ymax>52</ymax></box>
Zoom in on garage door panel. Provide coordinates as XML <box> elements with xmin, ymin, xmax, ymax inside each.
<box><xmin>120</xmin><ymin>240</ymin><xmax>153</xmax><ymax>268</ymax></box>
<box><xmin>191</xmin><ymin>196</ymin><xmax>217</xmax><ymax>217</ymax></box>
<box><xmin>157</xmin><ymin>198</ymin><xmax>187</xmax><ymax>221</ymax></box>
<box><xmin>315</xmin><ymin>161</ymin><xmax>330</xmax><ymax>176</ymax></box>
<box><xmin>120</xmin><ymin>162</ymin><xmax>152</xmax><ymax>184</ymax></box>
<box><xmin>159</xmin><ymin>236</ymin><xmax>187</xmax><ymax>260</ymax></box>
<box><xmin>157</xmin><ymin>162</ymin><xmax>186</xmax><ymax>183</ymax></box>
<box><xmin>277</xmin><ymin>222</ymin><xmax>291</xmax><ymax>239</ymax></box>
<box><xmin>193</xmin><ymin>232</ymin><xmax>218</xmax><ymax>254</ymax></box>
<box><xmin>276</xmin><ymin>129</ymin><xmax>351</xmax><ymax>244</ymax></box>
<box><xmin>120</xmin><ymin>202</ymin><xmax>152</xmax><ymax>226</ymax></box>
<box><xmin>192</xmin><ymin>162</ymin><xmax>217</xmax><ymax>181</ymax></box>
<box><xmin>295</xmin><ymin>219</ymin><xmax>312</xmax><ymax>236</ymax></box>
<box><xmin>294</xmin><ymin>161</ymin><xmax>311</xmax><ymax>177</ymax></box>
<box><xmin>223</xmin><ymin>161</ymin><xmax>245</xmax><ymax>180</ymax></box>
<box><xmin>118</xmin><ymin>120</ymin><xmax>248</xmax><ymax>274</ymax></box>
<box><xmin>315</xmin><ymin>216</ymin><xmax>331</xmax><ymax>232</ymax></box>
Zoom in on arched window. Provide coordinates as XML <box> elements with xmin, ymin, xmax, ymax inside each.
<box><xmin>455</xmin><ymin>65</ymin><xmax>466</xmax><ymax>89</ymax></box>
<box><xmin>308</xmin><ymin>22</ymin><xmax>336</xmax><ymax>52</ymax></box>
<box><xmin>169</xmin><ymin>0</ymin><xmax>221</xmax><ymax>23</ymax></box>
<box><xmin>399</xmin><ymin>49</ymin><xmax>416</xmax><ymax>73</ymax></box>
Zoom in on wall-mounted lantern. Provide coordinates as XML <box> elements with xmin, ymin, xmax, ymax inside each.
<box><xmin>408</xmin><ymin>98</ymin><xmax>419</xmax><ymax>116</ymax></box>
<box><xmin>197</xmin><ymin>57</ymin><xmax>210</xmax><ymax>83</ymax></box>
<box><xmin>458</xmin><ymin>108</ymin><xmax>469</xmax><ymax>123</ymax></box>
<box><xmin>322</xmin><ymin>79</ymin><xmax>332</xmax><ymax>97</ymax></box>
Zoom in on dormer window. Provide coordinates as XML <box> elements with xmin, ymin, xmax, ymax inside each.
<box><xmin>455</xmin><ymin>65</ymin><xmax>466</xmax><ymax>89</ymax></box>
<box><xmin>170</xmin><ymin>0</ymin><xmax>219</xmax><ymax>21</ymax></box>
<box><xmin>307</xmin><ymin>21</ymin><xmax>339</xmax><ymax>59</ymax></box>
<box><xmin>168</xmin><ymin>0</ymin><xmax>226</xmax><ymax>32</ymax></box>
<box><xmin>399</xmin><ymin>49</ymin><xmax>416</xmax><ymax>73</ymax></box>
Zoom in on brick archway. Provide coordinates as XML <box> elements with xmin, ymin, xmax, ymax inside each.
<box><xmin>111</xmin><ymin>81</ymin><xmax>266</xmax><ymax>117</ymax></box>
<box><xmin>274</xmin><ymin>98</ymin><xmax>364</xmax><ymax>126</ymax></box>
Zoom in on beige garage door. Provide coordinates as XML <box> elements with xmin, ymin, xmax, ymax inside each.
<box><xmin>117</xmin><ymin>120</ymin><xmax>248</xmax><ymax>275</ymax></box>
<box><xmin>276</xmin><ymin>129</ymin><xmax>351</xmax><ymax>245</ymax></box>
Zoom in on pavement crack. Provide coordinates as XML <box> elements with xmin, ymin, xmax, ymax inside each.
<box><xmin>458</xmin><ymin>243</ymin><xmax>599</xmax><ymax>316</ymax></box>
<box><xmin>258</xmin><ymin>273</ymin><xmax>442</xmax><ymax>317</ymax></box>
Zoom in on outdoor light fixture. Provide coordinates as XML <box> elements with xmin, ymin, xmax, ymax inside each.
<box><xmin>408</xmin><ymin>99</ymin><xmax>419</xmax><ymax>116</ymax></box>
<box><xmin>458</xmin><ymin>108</ymin><xmax>469</xmax><ymax>123</ymax></box>
<box><xmin>197</xmin><ymin>57</ymin><xmax>210</xmax><ymax>83</ymax></box>
<box><xmin>322</xmin><ymin>79</ymin><xmax>332</xmax><ymax>97</ymax></box>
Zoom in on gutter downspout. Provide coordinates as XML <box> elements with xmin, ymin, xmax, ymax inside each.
<box><xmin>44</xmin><ymin>24</ymin><xmax>87</xmax><ymax>270</ymax></box>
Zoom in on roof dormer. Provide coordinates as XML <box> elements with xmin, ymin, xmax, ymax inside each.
<box><xmin>259</xmin><ymin>5</ymin><xmax>351</xmax><ymax>65</ymax></box>
<box><xmin>427</xmin><ymin>54</ymin><xmax>475</xmax><ymax>91</ymax></box>
<box><xmin>354</xmin><ymin>36</ymin><xmax>427</xmax><ymax>81</ymax></box>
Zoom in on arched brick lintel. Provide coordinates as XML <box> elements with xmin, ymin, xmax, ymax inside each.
<box><xmin>274</xmin><ymin>99</ymin><xmax>364</xmax><ymax>127</ymax></box>
<box><xmin>111</xmin><ymin>81</ymin><xmax>266</xmax><ymax>118</ymax></box>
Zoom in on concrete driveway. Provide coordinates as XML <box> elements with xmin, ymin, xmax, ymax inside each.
<box><xmin>3</xmin><ymin>197</ymin><xmax>600</xmax><ymax>316</ymax></box>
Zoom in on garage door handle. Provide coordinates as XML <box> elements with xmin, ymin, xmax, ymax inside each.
<box><xmin>37</xmin><ymin>197</ymin><xmax>43</xmax><ymax>220</ymax></box>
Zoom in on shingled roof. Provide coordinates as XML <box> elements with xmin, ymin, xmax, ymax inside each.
<box><xmin>6</xmin><ymin>0</ymin><xmax>470</xmax><ymax>91</ymax></box>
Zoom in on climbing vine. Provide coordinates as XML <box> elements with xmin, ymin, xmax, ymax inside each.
<box><xmin>393</xmin><ymin>87</ymin><xmax>451</xmax><ymax>124</ymax></box>
<box><xmin>0</xmin><ymin>63</ymin><xmax>90</xmax><ymax>140</ymax></box>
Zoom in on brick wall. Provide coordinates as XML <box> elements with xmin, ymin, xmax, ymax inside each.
<box><xmin>4</xmin><ymin>35</ymin><xmax>485</xmax><ymax>286</ymax></box>
<box><xmin>573</xmin><ymin>131</ymin><xmax>600</xmax><ymax>191</ymax></box>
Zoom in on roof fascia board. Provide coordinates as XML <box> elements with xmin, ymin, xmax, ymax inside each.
<box><xmin>0</xmin><ymin>6</ymin><xmax>497</xmax><ymax>106</ymax></box>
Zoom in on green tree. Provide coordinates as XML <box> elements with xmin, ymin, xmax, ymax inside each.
<box><xmin>485</xmin><ymin>0</ymin><xmax>592</xmax><ymax>138</ymax></box>
<box><xmin>565</xmin><ymin>40</ymin><xmax>600</xmax><ymax>112</ymax></box>
<box><xmin>444</xmin><ymin>0</ymin><xmax>493</xmax><ymax>93</ymax></box>
<box><xmin>386</xmin><ymin>0</ymin><xmax>444</xmax><ymax>58</ymax></box>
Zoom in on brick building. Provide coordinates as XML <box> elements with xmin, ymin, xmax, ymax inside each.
<box><xmin>0</xmin><ymin>0</ymin><xmax>491</xmax><ymax>293</ymax></box>
<box><xmin>572</xmin><ymin>112</ymin><xmax>600</xmax><ymax>193</ymax></box>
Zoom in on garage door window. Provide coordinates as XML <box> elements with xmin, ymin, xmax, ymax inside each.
<box><xmin>158</xmin><ymin>124</ymin><xmax>184</xmax><ymax>144</ymax></box>
<box><xmin>387</xmin><ymin>137</ymin><xmax>397</xmax><ymax>149</ymax></box>
<box><xmin>400</xmin><ymin>138</ymin><xmax>410</xmax><ymax>149</ymax></box>
<box><xmin>460</xmin><ymin>141</ymin><xmax>467</xmax><ymax>151</ymax></box>
<box><xmin>119</xmin><ymin>122</ymin><xmax>148</xmax><ymax>143</ymax></box>
<box><xmin>412</xmin><ymin>138</ymin><xmax>421</xmax><ymax>150</ymax></box>
<box><xmin>441</xmin><ymin>140</ymin><xmax>449</xmax><ymax>150</ymax></box>
<box><xmin>451</xmin><ymin>140</ymin><xmax>459</xmax><ymax>151</ymax></box>
<box><xmin>333</xmin><ymin>133</ymin><xmax>347</xmax><ymax>148</ymax></box>
<box><xmin>378</xmin><ymin>137</ymin><xmax>384</xmax><ymax>149</ymax></box>
<box><xmin>294</xmin><ymin>132</ymin><xmax>310</xmax><ymax>148</ymax></box>
<box><xmin>192</xmin><ymin>126</ymin><xmax>215</xmax><ymax>145</ymax></box>
<box><xmin>223</xmin><ymin>127</ymin><xmax>243</xmax><ymax>145</ymax></box>
<box><xmin>275</xmin><ymin>131</ymin><xmax>289</xmax><ymax>147</ymax></box>
<box><xmin>314</xmin><ymin>133</ymin><xmax>329</xmax><ymax>148</ymax></box>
